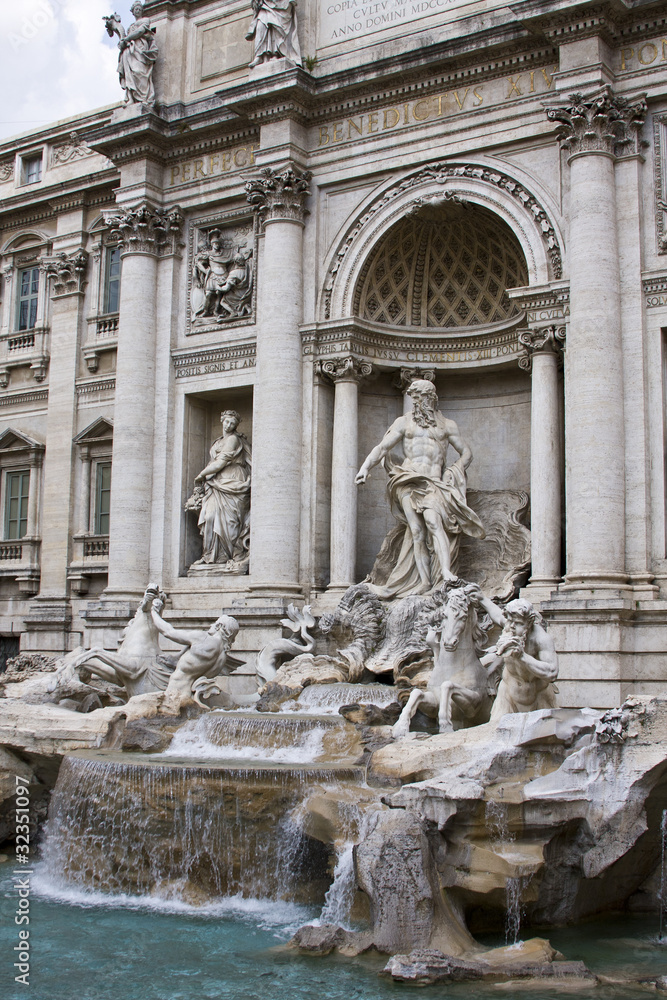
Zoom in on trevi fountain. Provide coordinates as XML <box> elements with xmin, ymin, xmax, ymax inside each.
<box><xmin>1</xmin><ymin>0</ymin><xmax>667</xmax><ymax>996</ymax></box>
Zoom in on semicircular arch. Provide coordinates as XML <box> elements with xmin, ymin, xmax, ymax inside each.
<box><xmin>321</xmin><ymin>160</ymin><xmax>564</xmax><ymax>322</ymax></box>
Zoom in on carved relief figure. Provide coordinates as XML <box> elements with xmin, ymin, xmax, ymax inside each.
<box><xmin>185</xmin><ymin>411</ymin><xmax>251</xmax><ymax>572</ymax></box>
<box><xmin>356</xmin><ymin>379</ymin><xmax>485</xmax><ymax>598</ymax></box>
<box><xmin>245</xmin><ymin>0</ymin><xmax>302</xmax><ymax>68</ymax></box>
<box><xmin>104</xmin><ymin>4</ymin><xmax>158</xmax><ymax>107</ymax></box>
<box><xmin>192</xmin><ymin>230</ymin><xmax>253</xmax><ymax>324</ymax></box>
<box><xmin>479</xmin><ymin>597</ymin><xmax>559</xmax><ymax>721</ymax></box>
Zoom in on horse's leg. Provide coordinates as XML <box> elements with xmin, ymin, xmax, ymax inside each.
<box><xmin>449</xmin><ymin>685</ymin><xmax>485</xmax><ymax>722</ymax></box>
<box><xmin>392</xmin><ymin>688</ymin><xmax>426</xmax><ymax>739</ymax></box>
<box><xmin>438</xmin><ymin>680</ymin><xmax>456</xmax><ymax>733</ymax></box>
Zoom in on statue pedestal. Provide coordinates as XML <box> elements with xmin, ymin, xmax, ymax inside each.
<box><xmin>110</xmin><ymin>103</ymin><xmax>154</xmax><ymax>124</ymax></box>
<box><xmin>187</xmin><ymin>561</ymin><xmax>249</xmax><ymax>580</ymax></box>
<box><xmin>249</xmin><ymin>58</ymin><xmax>296</xmax><ymax>80</ymax></box>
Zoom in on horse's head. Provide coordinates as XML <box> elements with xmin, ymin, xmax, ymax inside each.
<box><xmin>438</xmin><ymin>586</ymin><xmax>476</xmax><ymax>651</ymax></box>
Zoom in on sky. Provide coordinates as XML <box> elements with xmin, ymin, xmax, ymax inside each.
<box><xmin>1</xmin><ymin>0</ymin><xmax>136</xmax><ymax>142</ymax></box>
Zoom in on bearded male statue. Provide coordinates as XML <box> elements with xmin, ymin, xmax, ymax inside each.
<box><xmin>356</xmin><ymin>379</ymin><xmax>485</xmax><ymax>598</ymax></box>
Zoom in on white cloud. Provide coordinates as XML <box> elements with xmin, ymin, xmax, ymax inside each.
<box><xmin>1</xmin><ymin>0</ymin><xmax>135</xmax><ymax>141</ymax></box>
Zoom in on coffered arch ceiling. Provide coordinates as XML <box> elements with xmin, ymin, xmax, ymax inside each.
<box><xmin>354</xmin><ymin>202</ymin><xmax>529</xmax><ymax>331</ymax></box>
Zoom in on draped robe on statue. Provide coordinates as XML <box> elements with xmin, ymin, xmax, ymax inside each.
<box><xmin>198</xmin><ymin>437</ymin><xmax>251</xmax><ymax>565</ymax></box>
<box><xmin>118</xmin><ymin>18</ymin><xmax>158</xmax><ymax>105</ymax></box>
<box><xmin>366</xmin><ymin>455</ymin><xmax>485</xmax><ymax>599</ymax></box>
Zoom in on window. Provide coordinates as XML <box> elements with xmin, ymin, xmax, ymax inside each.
<box><xmin>21</xmin><ymin>154</ymin><xmax>42</xmax><ymax>186</ymax></box>
<box><xmin>94</xmin><ymin>462</ymin><xmax>111</xmax><ymax>535</ymax></box>
<box><xmin>103</xmin><ymin>245</ymin><xmax>121</xmax><ymax>314</ymax></box>
<box><xmin>5</xmin><ymin>470</ymin><xmax>29</xmax><ymax>540</ymax></box>
<box><xmin>16</xmin><ymin>267</ymin><xmax>39</xmax><ymax>331</ymax></box>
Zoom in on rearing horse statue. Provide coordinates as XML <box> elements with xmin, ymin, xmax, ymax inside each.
<box><xmin>70</xmin><ymin>583</ymin><xmax>176</xmax><ymax>699</ymax></box>
<box><xmin>392</xmin><ymin>581</ymin><xmax>496</xmax><ymax>738</ymax></box>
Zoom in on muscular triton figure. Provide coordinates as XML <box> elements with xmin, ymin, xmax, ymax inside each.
<box><xmin>151</xmin><ymin>602</ymin><xmax>244</xmax><ymax>702</ymax></box>
<box><xmin>355</xmin><ymin>379</ymin><xmax>485</xmax><ymax>597</ymax></box>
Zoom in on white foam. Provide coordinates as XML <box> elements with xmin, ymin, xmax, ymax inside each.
<box><xmin>161</xmin><ymin>723</ymin><xmax>326</xmax><ymax>764</ymax></box>
<box><xmin>294</xmin><ymin>684</ymin><xmax>397</xmax><ymax>714</ymax></box>
<box><xmin>31</xmin><ymin>864</ymin><xmax>312</xmax><ymax>935</ymax></box>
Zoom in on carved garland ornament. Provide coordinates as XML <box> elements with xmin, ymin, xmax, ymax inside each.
<box><xmin>51</xmin><ymin>132</ymin><xmax>94</xmax><ymax>166</ymax></box>
<box><xmin>323</xmin><ymin>163</ymin><xmax>562</xmax><ymax>319</ymax></box>
<box><xmin>245</xmin><ymin>166</ymin><xmax>312</xmax><ymax>226</ymax></box>
<box><xmin>105</xmin><ymin>203</ymin><xmax>185</xmax><ymax>256</ymax></box>
<box><xmin>546</xmin><ymin>88</ymin><xmax>646</xmax><ymax>160</ymax></box>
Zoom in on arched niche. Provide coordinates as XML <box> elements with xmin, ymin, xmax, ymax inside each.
<box><xmin>321</xmin><ymin>160</ymin><xmax>564</xmax><ymax>323</ymax></box>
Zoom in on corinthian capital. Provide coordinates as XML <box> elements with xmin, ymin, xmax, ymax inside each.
<box><xmin>319</xmin><ymin>356</ymin><xmax>372</xmax><ymax>383</ymax></box>
<box><xmin>546</xmin><ymin>89</ymin><xmax>646</xmax><ymax>160</ymax></box>
<box><xmin>245</xmin><ymin>166</ymin><xmax>312</xmax><ymax>225</ymax></box>
<box><xmin>518</xmin><ymin>326</ymin><xmax>566</xmax><ymax>371</ymax></box>
<box><xmin>104</xmin><ymin>203</ymin><xmax>185</xmax><ymax>256</ymax></box>
<box><xmin>42</xmin><ymin>249</ymin><xmax>89</xmax><ymax>296</ymax></box>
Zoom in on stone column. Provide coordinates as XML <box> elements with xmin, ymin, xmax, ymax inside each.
<box><xmin>546</xmin><ymin>90</ymin><xmax>645</xmax><ymax>591</ymax></box>
<box><xmin>24</xmin><ymin>250</ymin><xmax>88</xmax><ymax>648</ymax></box>
<box><xmin>104</xmin><ymin>204</ymin><xmax>183</xmax><ymax>598</ymax></box>
<box><xmin>519</xmin><ymin>325</ymin><xmax>565</xmax><ymax>593</ymax></box>
<box><xmin>78</xmin><ymin>447</ymin><xmax>92</xmax><ymax>535</ymax></box>
<box><xmin>321</xmin><ymin>357</ymin><xmax>372</xmax><ymax>592</ymax></box>
<box><xmin>245</xmin><ymin>166</ymin><xmax>311</xmax><ymax>596</ymax></box>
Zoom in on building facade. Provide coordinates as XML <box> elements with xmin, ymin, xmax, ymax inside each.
<box><xmin>0</xmin><ymin>0</ymin><xmax>666</xmax><ymax>705</ymax></box>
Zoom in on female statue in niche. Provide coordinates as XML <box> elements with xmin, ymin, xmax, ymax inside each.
<box><xmin>185</xmin><ymin>411</ymin><xmax>252</xmax><ymax>573</ymax></box>
<box><xmin>104</xmin><ymin>3</ymin><xmax>158</xmax><ymax>107</ymax></box>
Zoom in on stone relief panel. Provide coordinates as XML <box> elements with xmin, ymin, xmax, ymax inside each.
<box><xmin>187</xmin><ymin>215</ymin><xmax>256</xmax><ymax>335</ymax></box>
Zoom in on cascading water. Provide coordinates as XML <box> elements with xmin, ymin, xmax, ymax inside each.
<box><xmin>288</xmin><ymin>683</ymin><xmax>398</xmax><ymax>714</ymax></box>
<box><xmin>485</xmin><ymin>800</ymin><xmax>527</xmax><ymax>944</ymax></box>
<box><xmin>38</xmin><ymin>709</ymin><xmax>372</xmax><ymax>912</ymax></box>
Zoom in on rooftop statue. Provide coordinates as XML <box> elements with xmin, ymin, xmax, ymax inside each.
<box><xmin>356</xmin><ymin>379</ymin><xmax>485</xmax><ymax>598</ymax></box>
<box><xmin>246</xmin><ymin>0</ymin><xmax>303</xmax><ymax>69</ymax></box>
<box><xmin>185</xmin><ymin>410</ymin><xmax>252</xmax><ymax>573</ymax></box>
<box><xmin>104</xmin><ymin>3</ymin><xmax>158</xmax><ymax>107</ymax></box>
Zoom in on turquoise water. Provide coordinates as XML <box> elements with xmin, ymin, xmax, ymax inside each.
<box><xmin>0</xmin><ymin>859</ymin><xmax>665</xmax><ymax>1000</ymax></box>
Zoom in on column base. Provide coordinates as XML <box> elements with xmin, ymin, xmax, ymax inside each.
<box><xmin>559</xmin><ymin>571</ymin><xmax>632</xmax><ymax>600</ymax></box>
<box><xmin>22</xmin><ymin>597</ymin><xmax>79</xmax><ymax>655</ymax></box>
<box><xmin>247</xmin><ymin>582</ymin><xmax>304</xmax><ymax>604</ymax></box>
<box><xmin>520</xmin><ymin>578</ymin><xmax>562</xmax><ymax>605</ymax></box>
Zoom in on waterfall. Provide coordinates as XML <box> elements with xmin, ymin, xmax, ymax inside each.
<box><xmin>320</xmin><ymin>843</ymin><xmax>356</xmax><ymax>928</ymax></box>
<box><xmin>505</xmin><ymin>876</ymin><xmax>526</xmax><ymax>946</ymax></box>
<box><xmin>39</xmin><ymin>754</ymin><xmax>366</xmax><ymax>905</ymax></box>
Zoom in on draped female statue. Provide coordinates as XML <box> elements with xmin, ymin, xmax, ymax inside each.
<box><xmin>185</xmin><ymin>411</ymin><xmax>252</xmax><ymax>573</ymax></box>
<box><xmin>104</xmin><ymin>3</ymin><xmax>158</xmax><ymax>107</ymax></box>
<box><xmin>245</xmin><ymin>0</ymin><xmax>302</xmax><ymax>68</ymax></box>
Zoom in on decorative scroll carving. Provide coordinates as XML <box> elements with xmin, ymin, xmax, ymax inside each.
<box><xmin>518</xmin><ymin>325</ymin><xmax>566</xmax><ymax>372</ymax></box>
<box><xmin>51</xmin><ymin>132</ymin><xmax>94</xmax><ymax>165</ymax></box>
<box><xmin>191</xmin><ymin>226</ymin><xmax>253</xmax><ymax>326</ymax></box>
<box><xmin>394</xmin><ymin>367</ymin><xmax>436</xmax><ymax>392</ymax></box>
<box><xmin>42</xmin><ymin>249</ymin><xmax>89</xmax><ymax>296</ymax></box>
<box><xmin>245</xmin><ymin>166</ymin><xmax>311</xmax><ymax>226</ymax></box>
<box><xmin>546</xmin><ymin>89</ymin><xmax>646</xmax><ymax>159</ymax></box>
<box><xmin>319</xmin><ymin>356</ymin><xmax>372</xmax><ymax>383</ymax></box>
<box><xmin>324</xmin><ymin>162</ymin><xmax>562</xmax><ymax>319</ymax></box>
<box><xmin>0</xmin><ymin>160</ymin><xmax>13</xmax><ymax>183</ymax></box>
<box><xmin>105</xmin><ymin>203</ymin><xmax>184</xmax><ymax>257</ymax></box>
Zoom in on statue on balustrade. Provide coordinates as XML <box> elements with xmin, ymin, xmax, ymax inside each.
<box><xmin>185</xmin><ymin>410</ymin><xmax>252</xmax><ymax>573</ymax></box>
<box><xmin>245</xmin><ymin>0</ymin><xmax>303</xmax><ymax>68</ymax></box>
<box><xmin>356</xmin><ymin>379</ymin><xmax>485</xmax><ymax>599</ymax></box>
<box><xmin>104</xmin><ymin>3</ymin><xmax>158</xmax><ymax>107</ymax></box>
<box><xmin>193</xmin><ymin>231</ymin><xmax>253</xmax><ymax>324</ymax></box>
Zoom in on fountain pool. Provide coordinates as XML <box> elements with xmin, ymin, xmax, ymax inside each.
<box><xmin>0</xmin><ymin>859</ymin><xmax>665</xmax><ymax>1000</ymax></box>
